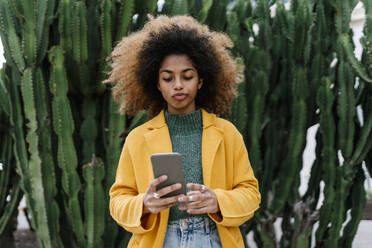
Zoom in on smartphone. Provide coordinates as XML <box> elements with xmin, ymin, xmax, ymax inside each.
<box><xmin>150</xmin><ymin>152</ymin><xmax>186</xmax><ymax>198</ymax></box>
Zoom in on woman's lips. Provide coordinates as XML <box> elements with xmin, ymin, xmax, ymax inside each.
<box><xmin>173</xmin><ymin>93</ymin><xmax>187</xmax><ymax>100</ymax></box>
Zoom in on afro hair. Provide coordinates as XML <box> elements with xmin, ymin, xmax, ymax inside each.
<box><xmin>106</xmin><ymin>15</ymin><xmax>244</xmax><ymax>117</ymax></box>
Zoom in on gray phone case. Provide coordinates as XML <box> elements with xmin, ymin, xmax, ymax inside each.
<box><xmin>150</xmin><ymin>152</ymin><xmax>186</xmax><ymax>197</ymax></box>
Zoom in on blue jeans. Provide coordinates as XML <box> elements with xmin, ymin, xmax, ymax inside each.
<box><xmin>163</xmin><ymin>216</ymin><xmax>222</xmax><ymax>248</ymax></box>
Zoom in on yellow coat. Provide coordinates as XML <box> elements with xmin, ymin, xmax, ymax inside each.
<box><xmin>110</xmin><ymin>109</ymin><xmax>261</xmax><ymax>247</ymax></box>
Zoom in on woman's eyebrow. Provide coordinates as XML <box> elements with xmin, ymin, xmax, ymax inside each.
<box><xmin>159</xmin><ymin>68</ymin><xmax>195</xmax><ymax>73</ymax></box>
<box><xmin>182</xmin><ymin>68</ymin><xmax>195</xmax><ymax>73</ymax></box>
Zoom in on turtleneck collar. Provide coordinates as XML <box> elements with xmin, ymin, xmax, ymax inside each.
<box><xmin>164</xmin><ymin>109</ymin><xmax>203</xmax><ymax>134</ymax></box>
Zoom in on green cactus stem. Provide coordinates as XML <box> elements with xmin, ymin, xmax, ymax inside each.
<box><xmin>0</xmin><ymin>0</ymin><xmax>25</xmax><ymax>72</ymax></box>
<box><xmin>205</xmin><ymin>0</ymin><xmax>229</xmax><ymax>31</ymax></box>
<box><xmin>336</xmin><ymin>59</ymin><xmax>356</xmax><ymax>159</ymax></box>
<box><xmin>197</xmin><ymin>0</ymin><xmax>213</xmax><ymax>23</ymax></box>
<box><xmin>80</xmin><ymin>97</ymin><xmax>98</xmax><ymax>163</ymax></box>
<box><xmin>34</xmin><ymin>68</ymin><xmax>63</xmax><ymax>247</ymax></box>
<box><xmin>272</xmin><ymin>68</ymin><xmax>308</xmax><ymax>215</ymax></box>
<box><xmin>0</xmin><ymin>133</ymin><xmax>22</xmax><ymax>237</ymax></box>
<box><xmin>315</xmin><ymin>77</ymin><xmax>336</xmax><ymax>242</ymax></box>
<box><xmin>341</xmin><ymin>34</ymin><xmax>372</xmax><ymax>84</ymax></box>
<box><xmin>48</xmin><ymin>46</ymin><xmax>85</xmax><ymax>248</ymax></box>
<box><xmin>83</xmin><ymin>155</ymin><xmax>105</xmax><ymax>248</ymax></box>
<box><xmin>20</xmin><ymin>68</ymin><xmax>53</xmax><ymax>248</ymax></box>
<box><xmin>340</xmin><ymin>168</ymin><xmax>366</xmax><ymax>248</ymax></box>
<box><xmin>323</xmin><ymin>167</ymin><xmax>348</xmax><ymax>247</ymax></box>
<box><xmin>115</xmin><ymin>0</ymin><xmax>134</xmax><ymax>42</ymax></box>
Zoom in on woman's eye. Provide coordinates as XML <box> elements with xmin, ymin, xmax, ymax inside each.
<box><xmin>163</xmin><ymin>78</ymin><xmax>172</xmax><ymax>82</ymax></box>
<box><xmin>184</xmin><ymin>76</ymin><xmax>193</xmax><ymax>80</ymax></box>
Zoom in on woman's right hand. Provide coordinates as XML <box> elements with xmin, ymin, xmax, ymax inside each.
<box><xmin>143</xmin><ymin>175</ymin><xmax>183</xmax><ymax>215</ymax></box>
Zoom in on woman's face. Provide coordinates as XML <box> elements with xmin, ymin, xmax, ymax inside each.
<box><xmin>158</xmin><ymin>54</ymin><xmax>203</xmax><ymax>115</ymax></box>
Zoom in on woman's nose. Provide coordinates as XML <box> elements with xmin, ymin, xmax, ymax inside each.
<box><xmin>174</xmin><ymin>77</ymin><xmax>183</xmax><ymax>89</ymax></box>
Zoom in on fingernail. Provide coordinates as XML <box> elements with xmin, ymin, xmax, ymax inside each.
<box><xmin>178</xmin><ymin>197</ymin><xmax>185</xmax><ymax>201</ymax></box>
<box><xmin>161</xmin><ymin>175</ymin><xmax>167</xmax><ymax>180</ymax></box>
<box><xmin>176</xmin><ymin>183</ymin><xmax>181</xmax><ymax>188</ymax></box>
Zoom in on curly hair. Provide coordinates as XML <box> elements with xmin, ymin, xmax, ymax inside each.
<box><xmin>106</xmin><ymin>15</ymin><xmax>243</xmax><ymax>117</ymax></box>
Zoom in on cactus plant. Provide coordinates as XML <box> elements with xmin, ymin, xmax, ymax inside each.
<box><xmin>0</xmin><ymin>75</ymin><xmax>22</xmax><ymax>247</ymax></box>
<box><xmin>227</xmin><ymin>0</ymin><xmax>371</xmax><ymax>247</ymax></box>
<box><xmin>0</xmin><ymin>0</ymin><xmax>371</xmax><ymax>247</ymax></box>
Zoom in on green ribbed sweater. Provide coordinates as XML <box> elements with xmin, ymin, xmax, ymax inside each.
<box><xmin>164</xmin><ymin>109</ymin><xmax>207</xmax><ymax>221</ymax></box>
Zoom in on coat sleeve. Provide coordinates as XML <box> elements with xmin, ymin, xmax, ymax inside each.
<box><xmin>109</xmin><ymin>138</ymin><xmax>158</xmax><ymax>234</ymax></box>
<box><xmin>209</xmin><ymin>133</ymin><xmax>261</xmax><ymax>227</ymax></box>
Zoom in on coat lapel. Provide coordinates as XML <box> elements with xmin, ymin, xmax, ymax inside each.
<box><xmin>144</xmin><ymin>110</ymin><xmax>173</xmax><ymax>155</ymax></box>
<box><xmin>201</xmin><ymin>110</ymin><xmax>223</xmax><ymax>186</ymax></box>
<box><xmin>144</xmin><ymin>127</ymin><xmax>173</xmax><ymax>154</ymax></box>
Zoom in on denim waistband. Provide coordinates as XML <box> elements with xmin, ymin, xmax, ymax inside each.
<box><xmin>167</xmin><ymin>216</ymin><xmax>216</xmax><ymax>234</ymax></box>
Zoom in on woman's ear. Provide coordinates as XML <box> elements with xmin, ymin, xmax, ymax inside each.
<box><xmin>198</xmin><ymin>79</ymin><xmax>203</xmax><ymax>89</ymax></box>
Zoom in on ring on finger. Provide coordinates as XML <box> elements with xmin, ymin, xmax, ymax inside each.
<box><xmin>153</xmin><ymin>192</ymin><xmax>160</xmax><ymax>199</ymax></box>
<box><xmin>201</xmin><ymin>185</ymin><xmax>206</xmax><ymax>192</ymax></box>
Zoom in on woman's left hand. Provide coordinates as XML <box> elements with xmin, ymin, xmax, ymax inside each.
<box><xmin>178</xmin><ymin>183</ymin><xmax>220</xmax><ymax>214</ymax></box>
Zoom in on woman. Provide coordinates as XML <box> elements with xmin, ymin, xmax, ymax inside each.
<box><xmin>108</xmin><ymin>15</ymin><xmax>261</xmax><ymax>248</ymax></box>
